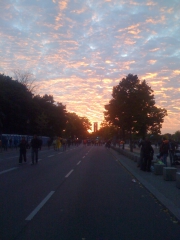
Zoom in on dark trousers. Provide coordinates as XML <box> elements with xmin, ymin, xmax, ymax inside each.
<box><xmin>169</xmin><ymin>151</ymin><xmax>175</xmax><ymax>166</ymax></box>
<box><xmin>141</xmin><ymin>155</ymin><xmax>152</xmax><ymax>171</ymax></box>
<box><xmin>19</xmin><ymin>150</ymin><xmax>26</xmax><ymax>163</ymax></box>
<box><xmin>31</xmin><ymin>148</ymin><xmax>38</xmax><ymax>163</ymax></box>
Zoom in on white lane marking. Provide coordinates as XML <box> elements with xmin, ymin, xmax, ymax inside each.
<box><xmin>48</xmin><ymin>155</ymin><xmax>54</xmax><ymax>158</ymax></box>
<box><xmin>65</xmin><ymin>169</ymin><xmax>74</xmax><ymax>178</ymax></box>
<box><xmin>77</xmin><ymin>161</ymin><xmax>81</xmax><ymax>165</ymax></box>
<box><xmin>25</xmin><ymin>191</ymin><xmax>55</xmax><ymax>221</ymax></box>
<box><xmin>0</xmin><ymin>167</ymin><xmax>18</xmax><ymax>175</ymax></box>
<box><xmin>82</xmin><ymin>156</ymin><xmax>85</xmax><ymax>158</ymax></box>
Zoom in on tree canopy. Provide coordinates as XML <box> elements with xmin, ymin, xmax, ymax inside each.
<box><xmin>65</xmin><ymin>112</ymin><xmax>92</xmax><ymax>139</ymax></box>
<box><xmin>0</xmin><ymin>73</ymin><xmax>91</xmax><ymax>137</ymax></box>
<box><xmin>104</xmin><ymin>74</ymin><xmax>167</xmax><ymax>140</ymax></box>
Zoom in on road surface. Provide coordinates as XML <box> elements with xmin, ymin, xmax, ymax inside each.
<box><xmin>0</xmin><ymin>145</ymin><xmax>180</xmax><ymax>240</ymax></box>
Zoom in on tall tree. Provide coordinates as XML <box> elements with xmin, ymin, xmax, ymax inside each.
<box><xmin>0</xmin><ymin>73</ymin><xmax>33</xmax><ymax>134</ymax></box>
<box><xmin>104</xmin><ymin>74</ymin><xmax>167</xmax><ymax>150</ymax></box>
<box><xmin>31</xmin><ymin>95</ymin><xmax>67</xmax><ymax>136</ymax></box>
<box><xmin>13</xmin><ymin>69</ymin><xmax>38</xmax><ymax>94</ymax></box>
<box><xmin>65</xmin><ymin>112</ymin><xmax>91</xmax><ymax>139</ymax></box>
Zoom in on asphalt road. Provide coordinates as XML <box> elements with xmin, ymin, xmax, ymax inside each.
<box><xmin>0</xmin><ymin>145</ymin><xmax>180</xmax><ymax>240</ymax></box>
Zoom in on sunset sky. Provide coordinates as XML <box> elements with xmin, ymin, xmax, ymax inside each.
<box><xmin>0</xmin><ymin>0</ymin><xmax>180</xmax><ymax>134</ymax></box>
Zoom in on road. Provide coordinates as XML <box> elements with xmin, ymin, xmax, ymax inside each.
<box><xmin>0</xmin><ymin>145</ymin><xmax>180</xmax><ymax>240</ymax></box>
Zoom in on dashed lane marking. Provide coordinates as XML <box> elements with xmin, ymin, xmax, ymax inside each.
<box><xmin>48</xmin><ymin>155</ymin><xmax>54</xmax><ymax>158</ymax></box>
<box><xmin>65</xmin><ymin>169</ymin><xmax>74</xmax><ymax>178</ymax></box>
<box><xmin>77</xmin><ymin>161</ymin><xmax>81</xmax><ymax>165</ymax></box>
<box><xmin>0</xmin><ymin>167</ymin><xmax>18</xmax><ymax>175</ymax></box>
<box><xmin>25</xmin><ymin>191</ymin><xmax>55</xmax><ymax>221</ymax></box>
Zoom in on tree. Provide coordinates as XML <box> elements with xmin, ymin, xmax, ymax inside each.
<box><xmin>173</xmin><ymin>131</ymin><xmax>180</xmax><ymax>142</ymax></box>
<box><xmin>13</xmin><ymin>69</ymin><xmax>38</xmax><ymax>94</ymax></box>
<box><xmin>65</xmin><ymin>113</ymin><xmax>92</xmax><ymax>139</ymax></box>
<box><xmin>31</xmin><ymin>95</ymin><xmax>67</xmax><ymax>136</ymax></box>
<box><xmin>0</xmin><ymin>73</ymin><xmax>33</xmax><ymax>134</ymax></box>
<box><xmin>97</xmin><ymin>121</ymin><xmax>117</xmax><ymax>141</ymax></box>
<box><xmin>104</xmin><ymin>74</ymin><xmax>167</xmax><ymax>151</ymax></box>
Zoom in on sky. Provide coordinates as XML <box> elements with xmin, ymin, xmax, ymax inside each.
<box><xmin>0</xmin><ymin>0</ymin><xmax>180</xmax><ymax>134</ymax></box>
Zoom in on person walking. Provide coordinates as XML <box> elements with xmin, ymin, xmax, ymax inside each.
<box><xmin>31</xmin><ymin>135</ymin><xmax>40</xmax><ymax>165</ymax></box>
<box><xmin>141</xmin><ymin>138</ymin><xmax>154</xmax><ymax>172</ymax></box>
<box><xmin>18</xmin><ymin>137</ymin><xmax>27</xmax><ymax>164</ymax></box>
<box><xmin>3</xmin><ymin>137</ymin><xmax>8</xmax><ymax>151</ymax></box>
<box><xmin>14</xmin><ymin>138</ymin><xmax>18</xmax><ymax>150</ymax></box>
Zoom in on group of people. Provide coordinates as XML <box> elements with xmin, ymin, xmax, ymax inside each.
<box><xmin>138</xmin><ymin>137</ymin><xmax>178</xmax><ymax>171</ymax></box>
<box><xmin>157</xmin><ymin>138</ymin><xmax>178</xmax><ymax>167</ymax></box>
<box><xmin>52</xmin><ymin>137</ymin><xmax>70</xmax><ymax>151</ymax></box>
<box><xmin>0</xmin><ymin>137</ymin><xmax>19</xmax><ymax>151</ymax></box>
<box><xmin>18</xmin><ymin>135</ymin><xmax>40</xmax><ymax>165</ymax></box>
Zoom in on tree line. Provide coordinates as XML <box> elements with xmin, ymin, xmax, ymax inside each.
<box><xmin>1</xmin><ymin>72</ymin><xmax>179</xmax><ymax>144</ymax></box>
<box><xmin>0</xmin><ymin>73</ymin><xmax>92</xmax><ymax>139</ymax></box>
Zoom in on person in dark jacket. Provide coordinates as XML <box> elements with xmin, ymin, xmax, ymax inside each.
<box><xmin>160</xmin><ymin>137</ymin><xmax>169</xmax><ymax>167</ymax></box>
<box><xmin>31</xmin><ymin>135</ymin><xmax>40</xmax><ymax>165</ymax></box>
<box><xmin>141</xmin><ymin>138</ymin><xmax>154</xmax><ymax>172</ymax></box>
<box><xmin>19</xmin><ymin>137</ymin><xmax>27</xmax><ymax>164</ymax></box>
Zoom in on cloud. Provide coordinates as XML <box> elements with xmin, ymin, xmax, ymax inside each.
<box><xmin>0</xmin><ymin>0</ymin><xmax>180</xmax><ymax>133</ymax></box>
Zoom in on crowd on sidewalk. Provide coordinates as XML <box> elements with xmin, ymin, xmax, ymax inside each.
<box><xmin>137</xmin><ymin>137</ymin><xmax>179</xmax><ymax>172</ymax></box>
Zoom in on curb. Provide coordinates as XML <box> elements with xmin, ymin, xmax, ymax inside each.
<box><xmin>111</xmin><ymin>146</ymin><xmax>180</xmax><ymax>222</ymax></box>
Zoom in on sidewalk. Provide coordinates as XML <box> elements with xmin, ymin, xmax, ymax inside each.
<box><xmin>111</xmin><ymin>145</ymin><xmax>180</xmax><ymax>222</ymax></box>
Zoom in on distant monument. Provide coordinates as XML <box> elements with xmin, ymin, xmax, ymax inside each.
<box><xmin>94</xmin><ymin>122</ymin><xmax>98</xmax><ymax>132</ymax></box>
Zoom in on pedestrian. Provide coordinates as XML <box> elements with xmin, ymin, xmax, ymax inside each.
<box><xmin>31</xmin><ymin>135</ymin><xmax>40</xmax><ymax>165</ymax></box>
<box><xmin>3</xmin><ymin>137</ymin><xmax>8</xmax><ymax>151</ymax></box>
<box><xmin>56</xmin><ymin>137</ymin><xmax>61</xmax><ymax>151</ymax></box>
<box><xmin>9</xmin><ymin>138</ymin><xmax>12</xmax><ymax>149</ymax></box>
<box><xmin>137</xmin><ymin>138</ymin><xmax>144</xmax><ymax>168</ymax></box>
<box><xmin>53</xmin><ymin>138</ymin><xmax>56</xmax><ymax>150</ymax></box>
<box><xmin>62</xmin><ymin>138</ymin><xmax>67</xmax><ymax>151</ymax></box>
<box><xmin>67</xmin><ymin>138</ymin><xmax>71</xmax><ymax>148</ymax></box>
<box><xmin>141</xmin><ymin>138</ymin><xmax>154</xmax><ymax>172</ymax></box>
<box><xmin>160</xmin><ymin>137</ymin><xmax>169</xmax><ymax>167</ymax></box>
<box><xmin>38</xmin><ymin>137</ymin><xmax>42</xmax><ymax>150</ymax></box>
<box><xmin>14</xmin><ymin>138</ymin><xmax>18</xmax><ymax>150</ymax></box>
<box><xmin>18</xmin><ymin>137</ymin><xmax>27</xmax><ymax>164</ymax></box>
<box><xmin>169</xmin><ymin>139</ymin><xmax>177</xmax><ymax>166</ymax></box>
